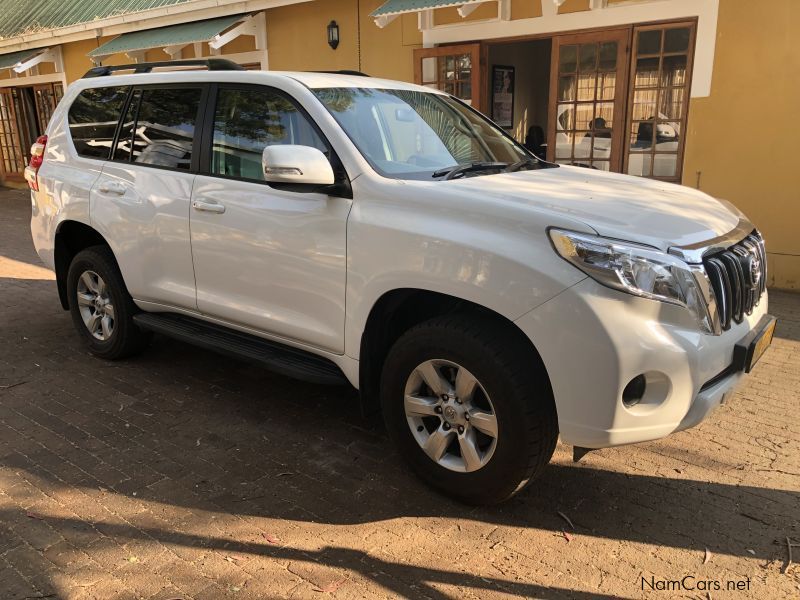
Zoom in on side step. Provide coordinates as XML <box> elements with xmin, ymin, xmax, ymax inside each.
<box><xmin>133</xmin><ymin>312</ymin><xmax>348</xmax><ymax>385</ymax></box>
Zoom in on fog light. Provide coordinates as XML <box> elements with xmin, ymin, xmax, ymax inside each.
<box><xmin>622</xmin><ymin>374</ymin><xmax>647</xmax><ymax>407</ymax></box>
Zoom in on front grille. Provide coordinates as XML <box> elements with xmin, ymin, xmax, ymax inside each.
<box><xmin>702</xmin><ymin>231</ymin><xmax>766</xmax><ymax>331</ymax></box>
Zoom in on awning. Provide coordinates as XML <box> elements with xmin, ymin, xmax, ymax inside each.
<box><xmin>0</xmin><ymin>47</ymin><xmax>61</xmax><ymax>74</ymax></box>
<box><xmin>0</xmin><ymin>48</ymin><xmax>43</xmax><ymax>71</ymax></box>
<box><xmin>88</xmin><ymin>14</ymin><xmax>247</xmax><ymax>60</ymax></box>
<box><xmin>370</xmin><ymin>0</ymin><xmax>493</xmax><ymax>27</ymax></box>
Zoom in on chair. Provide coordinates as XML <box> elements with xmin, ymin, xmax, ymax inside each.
<box><xmin>524</xmin><ymin>125</ymin><xmax>546</xmax><ymax>159</ymax></box>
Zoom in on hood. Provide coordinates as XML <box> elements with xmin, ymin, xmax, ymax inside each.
<box><xmin>441</xmin><ymin>165</ymin><xmax>743</xmax><ymax>252</ymax></box>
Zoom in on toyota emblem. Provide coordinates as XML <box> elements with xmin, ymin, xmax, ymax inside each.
<box><xmin>749</xmin><ymin>255</ymin><xmax>762</xmax><ymax>287</ymax></box>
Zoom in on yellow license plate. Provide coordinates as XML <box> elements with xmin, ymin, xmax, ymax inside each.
<box><xmin>747</xmin><ymin>318</ymin><xmax>776</xmax><ymax>372</ymax></box>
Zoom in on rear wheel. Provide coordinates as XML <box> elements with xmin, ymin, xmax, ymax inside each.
<box><xmin>381</xmin><ymin>315</ymin><xmax>558</xmax><ymax>505</ymax></box>
<box><xmin>67</xmin><ymin>246</ymin><xmax>150</xmax><ymax>360</ymax></box>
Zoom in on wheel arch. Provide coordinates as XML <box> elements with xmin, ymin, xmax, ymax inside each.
<box><xmin>358</xmin><ymin>288</ymin><xmax>553</xmax><ymax>416</ymax></box>
<box><xmin>54</xmin><ymin>220</ymin><xmax>112</xmax><ymax>310</ymax></box>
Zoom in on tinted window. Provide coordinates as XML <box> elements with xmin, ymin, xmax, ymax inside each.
<box><xmin>68</xmin><ymin>87</ymin><xmax>128</xmax><ymax>160</ymax></box>
<box><xmin>131</xmin><ymin>87</ymin><xmax>202</xmax><ymax>170</ymax></box>
<box><xmin>212</xmin><ymin>88</ymin><xmax>326</xmax><ymax>181</ymax></box>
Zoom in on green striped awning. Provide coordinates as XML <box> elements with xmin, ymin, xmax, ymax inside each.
<box><xmin>371</xmin><ymin>0</ymin><xmax>471</xmax><ymax>17</ymax></box>
<box><xmin>0</xmin><ymin>48</ymin><xmax>43</xmax><ymax>70</ymax></box>
<box><xmin>87</xmin><ymin>14</ymin><xmax>245</xmax><ymax>59</ymax></box>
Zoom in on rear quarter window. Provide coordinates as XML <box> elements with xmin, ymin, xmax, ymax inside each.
<box><xmin>68</xmin><ymin>87</ymin><xmax>129</xmax><ymax>160</ymax></box>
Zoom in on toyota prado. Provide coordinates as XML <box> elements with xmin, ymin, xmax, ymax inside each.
<box><xmin>27</xmin><ymin>60</ymin><xmax>775</xmax><ymax>504</ymax></box>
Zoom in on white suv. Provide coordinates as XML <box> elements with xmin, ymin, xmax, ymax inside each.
<box><xmin>28</xmin><ymin>60</ymin><xmax>775</xmax><ymax>504</ymax></box>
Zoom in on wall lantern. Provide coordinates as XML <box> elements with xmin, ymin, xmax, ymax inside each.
<box><xmin>327</xmin><ymin>20</ymin><xmax>340</xmax><ymax>50</ymax></box>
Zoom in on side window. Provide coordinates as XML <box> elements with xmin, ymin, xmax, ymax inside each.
<box><xmin>130</xmin><ymin>87</ymin><xmax>202</xmax><ymax>170</ymax></box>
<box><xmin>68</xmin><ymin>87</ymin><xmax>129</xmax><ymax>160</ymax></box>
<box><xmin>211</xmin><ymin>87</ymin><xmax>327</xmax><ymax>181</ymax></box>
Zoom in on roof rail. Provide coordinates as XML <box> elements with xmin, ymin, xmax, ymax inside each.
<box><xmin>82</xmin><ymin>59</ymin><xmax>244</xmax><ymax>78</ymax></box>
<box><xmin>313</xmin><ymin>70</ymin><xmax>370</xmax><ymax>77</ymax></box>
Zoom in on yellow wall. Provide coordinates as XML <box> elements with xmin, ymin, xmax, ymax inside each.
<box><xmin>682</xmin><ymin>0</ymin><xmax>800</xmax><ymax>289</ymax></box>
<box><xmin>512</xmin><ymin>0</ymin><xmax>541</xmax><ymax>20</ymax></box>
<box><xmin>63</xmin><ymin>38</ymin><xmax>96</xmax><ymax>81</ymax></box>
<box><xmin>265</xmin><ymin>0</ymin><xmax>359</xmax><ymax>72</ymax></box>
<box><xmin>264</xmin><ymin>0</ymin><xmax>420</xmax><ymax>80</ymax></box>
<box><xmin>558</xmin><ymin>0</ymin><xmax>590</xmax><ymax>14</ymax></box>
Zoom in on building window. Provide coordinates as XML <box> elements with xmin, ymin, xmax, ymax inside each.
<box><xmin>624</xmin><ymin>23</ymin><xmax>695</xmax><ymax>181</ymax></box>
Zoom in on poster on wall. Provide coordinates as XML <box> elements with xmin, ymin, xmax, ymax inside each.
<box><xmin>491</xmin><ymin>65</ymin><xmax>515</xmax><ymax>129</ymax></box>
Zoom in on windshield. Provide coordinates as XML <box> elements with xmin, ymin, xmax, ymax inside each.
<box><xmin>312</xmin><ymin>87</ymin><xmax>543</xmax><ymax>180</ymax></box>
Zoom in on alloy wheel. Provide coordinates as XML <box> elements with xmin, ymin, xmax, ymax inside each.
<box><xmin>76</xmin><ymin>270</ymin><xmax>115</xmax><ymax>341</ymax></box>
<box><xmin>403</xmin><ymin>359</ymin><xmax>498</xmax><ymax>473</ymax></box>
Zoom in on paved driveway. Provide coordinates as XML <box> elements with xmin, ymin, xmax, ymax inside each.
<box><xmin>1</xmin><ymin>187</ymin><xmax>798</xmax><ymax>599</ymax></box>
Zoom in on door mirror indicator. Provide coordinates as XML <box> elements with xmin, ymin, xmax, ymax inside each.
<box><xmin>262</xmin><ymin>145</ymin><xmax>335</xmax><ymax>186</ymax></box>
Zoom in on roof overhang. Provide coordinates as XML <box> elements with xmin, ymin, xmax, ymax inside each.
<box><xmin>87</xmin><ymin>13</ymin><xmax>263</xmax><ymax>62</ymax></box>
<box><xmin>0</xmin><ymin>0</ymin><xmax>304</xmax><ymax>59</ymax></box>
<box><xmin>371</xmin><ymin>0</ymin><xmax>497</xmax><ymax>27</ymax></box>
<box><xmin>0</xmin><ymin>47</ymin><xmax>63</xmax><ymax>74</ymax></box>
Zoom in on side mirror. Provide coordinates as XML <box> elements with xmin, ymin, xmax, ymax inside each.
<box><xmin>262</xmin><ymin>145</ymin><xmax>335</xmax><ymax>186</ymax></box>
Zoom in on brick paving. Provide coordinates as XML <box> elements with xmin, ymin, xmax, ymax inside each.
<box><xmin>0</xmin><ymin>186</ymin><xmax>798</xmax><ymax>599</ymax></box>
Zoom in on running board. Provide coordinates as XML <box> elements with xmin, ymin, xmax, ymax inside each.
<box><xmin>133</xmin><ymin>313</ymin><xmax>347</xmax><ymax>385</ymax></box>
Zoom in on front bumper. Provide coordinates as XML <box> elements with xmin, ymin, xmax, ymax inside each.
<box><xmin>515</xmin><ymin>278</ymin><xmax>770</xmax><ymax>449</ymax></box>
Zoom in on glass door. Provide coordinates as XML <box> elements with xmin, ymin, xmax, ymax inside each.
<box><xmin>548</xmin><ymin>29</ymin><xmax>629</xmax><ymax>171</ymax></box>
<box><xmin>624</xmin><ymin>23</ymin><xmax>695</xmax><ymax>181</ymax></box>
<box><xmin>33</xmin><ymin>82</ymin><xmax>64</xmax><ymax>133</ymax></box>
<box><xmin>0</xmin><ymin>88</ymin><xmax>26</xmax><ymax>180</ymax></box>
<box><xmin>414</xmin><ymin>44</ymin><xmax>483</xmax><ymax>112</ymax></box>
<box><xmin>0</xmin><ymin>83</ymin><xmax>62</xmax><ymax>181</ymax></box>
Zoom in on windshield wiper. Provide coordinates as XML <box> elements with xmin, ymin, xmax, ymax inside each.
<box><xmin>504</xmin><ymin>157</ymin><xmax>538</xmax><ymax>173</ymax></box>
<box><xmin>432</xmin><ymin>161</ymin><xmax>509</xmax><ymax>180</ymax></box>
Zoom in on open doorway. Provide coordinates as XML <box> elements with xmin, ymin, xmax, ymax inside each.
<box><xmin>487</xmin><ymin>38</ymin><xmax>551</xmax><ymax>161</ymax></box>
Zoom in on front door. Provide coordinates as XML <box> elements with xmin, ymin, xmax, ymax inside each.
<box><xmin>547</xmin><ymin>29</ymin><xmax>629</xmax><ymax>172</ymax></box>
<box><xmin>189</xmin><ymin>85</ymin><xmax>350</xmax><ymax>353</ymax></box>
<box><xmin>414</xmin><ymin>44</ymin><xmax>483</xmax><ymax>111</ymax></box>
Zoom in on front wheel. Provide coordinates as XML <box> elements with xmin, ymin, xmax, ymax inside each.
<box><xmin>380</xmin><ymin>315</ymin><xmax>558</xmax><ymax>505</ymax></box>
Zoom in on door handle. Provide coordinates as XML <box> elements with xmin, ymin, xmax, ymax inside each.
<box><xmin>192</xmin><ymin>200</ymin><xmax>226</xmax><ymax>214</ymax></box>
<box><xmin>98</xmin><ymin>181</ymin><xmax>126</xmax><ymax>195</ymax></box>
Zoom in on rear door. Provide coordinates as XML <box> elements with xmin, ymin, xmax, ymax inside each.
<box><xmin>189</xmin><ymin>84</ymin><xmax>350</xmax><ymax>353</ymax></box>
<box><xmin>92</xmin><ymin>85</ymin><xmax>205</xmax><ymax>310</ymax></box>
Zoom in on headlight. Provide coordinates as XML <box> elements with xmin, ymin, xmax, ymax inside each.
<box><xmin>549</xmin><ymin>229</ymin><xmax>714</xmax><ymax>334</ymax></box>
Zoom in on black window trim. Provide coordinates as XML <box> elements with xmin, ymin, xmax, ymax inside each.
<box><xmin>197</xmin><ymin>82</ymin><xmax>352</xmax><ymax>198</ymax></box>
<box><xmin>110</xmin><ymin>87</ymin><xmax>140</xmax><ymax>164</ymax></box>
<box><xmin>107</xmin><ymin>82</ymin><xmax>210</xmax><ymax>174</ymax></box>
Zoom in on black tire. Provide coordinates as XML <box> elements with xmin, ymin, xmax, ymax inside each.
<box><xmin>380</xmin><ymin>314</ymin><xmax>558</xmax><ymax>505</ymax></box>
<box><xmin>66</xmin><ymin>245</ymin><xmax>151</xmax><ymax>360</ymax></box>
